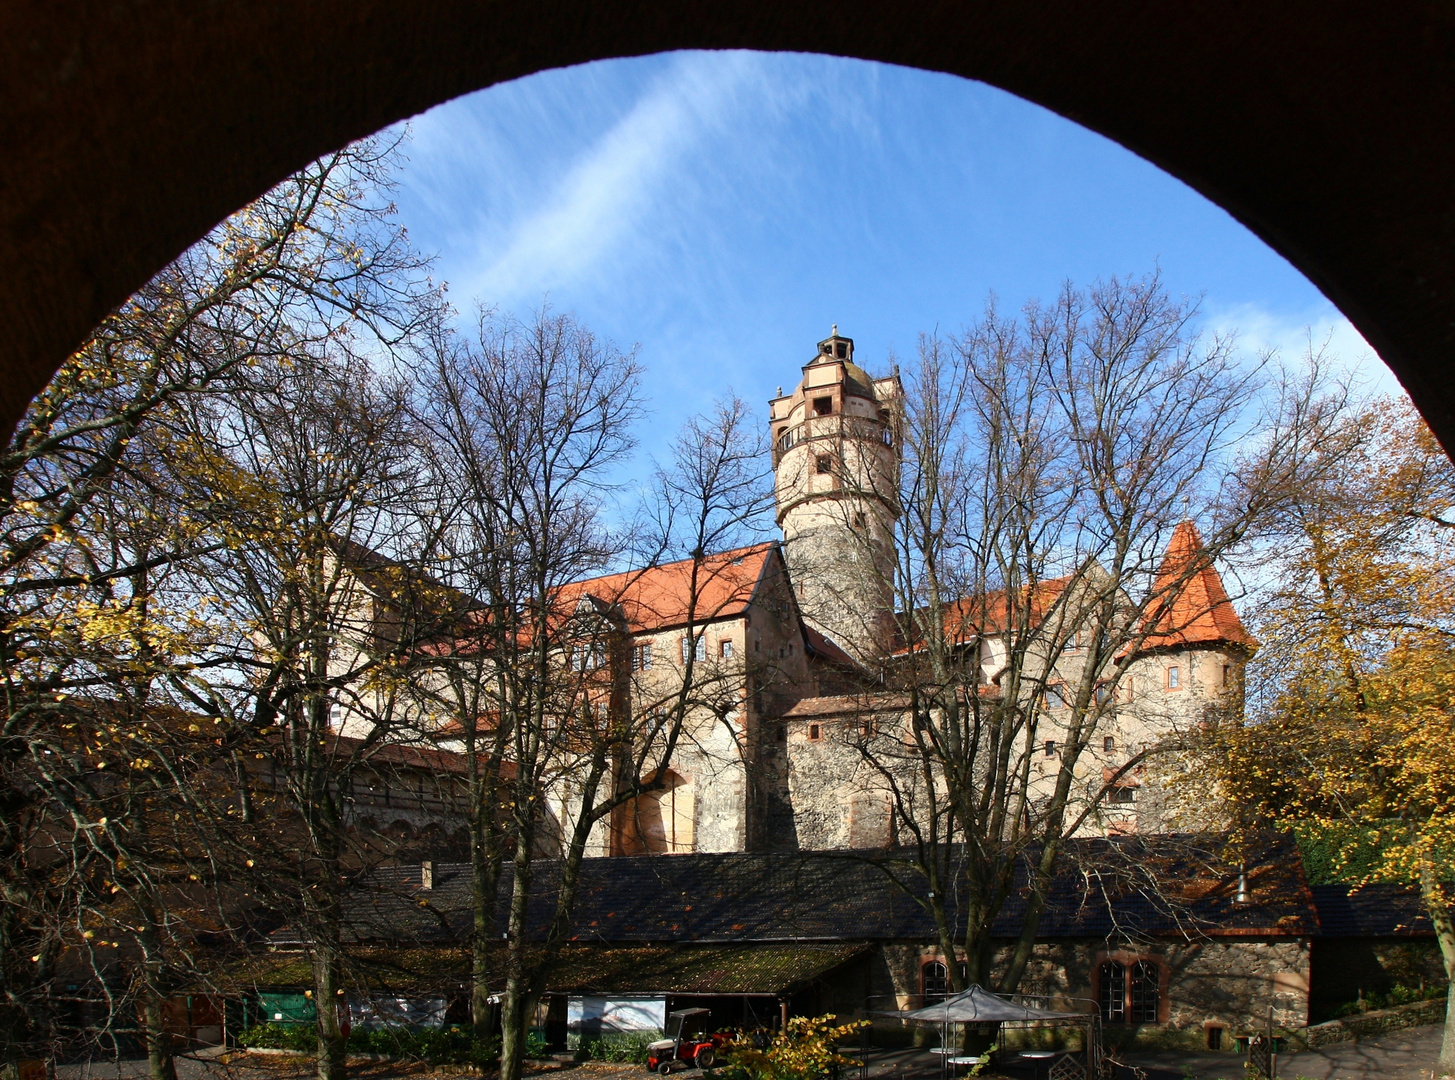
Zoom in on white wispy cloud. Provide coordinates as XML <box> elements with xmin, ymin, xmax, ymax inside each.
<box><xmin>1207</xmin><ymin>301</ymin><xmax>1403</xmax><ymax>397</ymax></box>
<box><xmin>436</xmin><ymin>53</ymin><xmax>770</xmax><ymax>307</ymax></box>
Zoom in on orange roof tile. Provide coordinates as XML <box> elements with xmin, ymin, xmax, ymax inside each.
<box><xmin>556</xmin><ymin>543</ymin><xmax>775</xmax><ymax>635</ymax></box>
<box><xmin>1139</xmin><ymin>521</ymin><xmax>1257</xmax><ymax>652</ymax></box>
<box><xmin>893</xmin><ymin>576</ymin><xmax>1072</xmax><ymax>655</ymax></box>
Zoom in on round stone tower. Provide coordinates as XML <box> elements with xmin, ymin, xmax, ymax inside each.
<box><xmin>769</xmin><ymin>328</ymin><xmax>901</xmax><ymax>664</ymax></box>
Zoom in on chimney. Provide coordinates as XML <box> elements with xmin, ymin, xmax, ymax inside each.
<box><xmin>421</xmin><ymin>860</ymin><xmax>435</xmax><ymax>890</ymax></box>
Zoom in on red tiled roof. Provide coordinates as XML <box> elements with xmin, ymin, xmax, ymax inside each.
<box><xmin>1139</xmin><ymin>521</ymin><xmax>1258</xmax><ymax>651</ymax></box>
<box><xmin>802</xmin><ymin>625</ymin><xmax>857</xmax><ymax>669</ymax></box>
<box><xmin>556</xmin><ymin>543</ymin><xmax>775</xmax><ymax>635</ymax></box>
<box><xmin>893</xmin><ymin>577</ymin><xmax>1072</xmax><ymax>655</ymax></box>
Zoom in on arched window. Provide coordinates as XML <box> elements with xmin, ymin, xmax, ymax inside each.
<box><xmin>1130</xmin><ymin>960</ymin><xmax>1161</xmax><ymax>1022</ymax></box>
<box><xmin>1099</xmin><ymin>958</ymin><xmax>1161</xmax><ymax>1024</ymax></box>
<box><xmin>1098</xmin><ymin>961</ymin><xmax>1125</xmax><ymax>1023</ymax></box>
<box><xmin>922</xmin><ymin>961</ymin><xmax>948</xmax><ymax>1005</ymax></box>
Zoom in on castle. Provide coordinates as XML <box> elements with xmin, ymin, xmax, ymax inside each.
<box><xmin>527</xmin><ymin>328</ymin><xmax>1258</xmax><ymax>857</ymax></box>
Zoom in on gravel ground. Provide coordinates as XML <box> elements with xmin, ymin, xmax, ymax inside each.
<box><xmin>54</xmin><ymin>1026</ymin><xmax>1455</xmax><ymax>1080</ymax></box>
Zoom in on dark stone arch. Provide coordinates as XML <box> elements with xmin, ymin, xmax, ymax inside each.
<box><xmin>4</xmin><ymin>3</ymin><xmax>1455</xmax><ymax>448</ymax></box>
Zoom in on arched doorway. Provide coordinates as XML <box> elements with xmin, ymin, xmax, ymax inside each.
<box><xmin>613</xmin><ymin>769</ymin><xmax>695</xmax><ymax>855</ymax></box>
<box><xmin>4</xmin><ymin>7</ymin><xmax>1455</xmax><ymax>448</ymax></box>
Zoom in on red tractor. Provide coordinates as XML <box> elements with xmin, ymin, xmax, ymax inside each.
<box><xmin>645</xmin><ymin>1008</ymin><xmax>730</xmax><ymax>1074</ymax></box>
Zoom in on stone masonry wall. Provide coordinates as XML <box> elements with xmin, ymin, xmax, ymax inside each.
<box><xmin>862</xmin><ymin>937</ymin><xmax>1308</xmax><ymax>1037</ymax></box>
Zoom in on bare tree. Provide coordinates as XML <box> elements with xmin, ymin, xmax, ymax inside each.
<box><xmin>0</xmin><ymin>134</ymin><xmax>433</xmax><ymax>1075</ymax></box>
<box><xmin>411</xmin><ymin>309</ymin><xmax>773</xmax><ymax>1080</ymax></box>
<box><xmin>835</xmin><ymin>274</ymin><xmax>1334</xmax><ymax>999</ymax></box>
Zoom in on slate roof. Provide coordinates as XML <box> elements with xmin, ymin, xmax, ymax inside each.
<box><xmin>1309</xmin><ymin>883</ymin><xmax>1436</xmax><ymax>937</ymax></box>
<box><xmin>345</xmin><ymin>834</ymin><xmax>1315</xmax><ymax>948</ymax></box>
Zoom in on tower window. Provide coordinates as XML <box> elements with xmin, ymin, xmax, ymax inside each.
<box><xmin>813</xmin><ymin>396</ymin><xmax>833</xmax><ymax>416</ymax></box>
<box><xmin>720</xmin><ymin>639</ymin><xmax>733</xmax><ymax>659</ymax></box>
<box><xmin>1044</xmin><ymin>739</ymin><xmax>1057</xmax><ymax>757</ymax></box>
<box><xmin>1167</xmin><ymin>665</ymin><xmax>1181</xmax><ymax>689</ymax></box>
<box><xmin>1104</xmin><ymin>735</ymin><xmax>1115</xmax><ymax>753</ymax></box>
<box><xmin>1222</xmin><ymin>663</ymin><xmax>1232</xmax><ymax>686</ymax></box>
<box><xmin>835</xmin><ymin>342</ymin><xmax>847</xmax><ymax>359</ymax></box>
<box><xmin>816</xmin><ymin>454</ymin><xmax>833</xmax><ymax>475</ymax></box>
<box><xmin>808</xmin><ymin>723</ymin><xmax>822</xmax><ymax>741</ymax></box>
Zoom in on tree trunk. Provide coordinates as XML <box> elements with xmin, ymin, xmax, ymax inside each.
<box><xmin>141</xmin><ymin>991</ymin><xmax>176</xmax><ymax>1080</ymax></box>
<box><xmin>471</xmin><ymin>839</ymin><xmax>499</xmax><ymax>1041</ymax></box>
<box><xmin>498</xmin><ymin>980</ymin><xmax>532</xmax><ymax>1080</ymax></box>
<box><xmin>312</xmin><ymin>945</ymin><xmax>347</xmax><ymax>1080</ymax></box>
<box><xmin>1419</xmin><ymin>870</ymin><xmax>1455</xmax><ymax>1075</ymax></box>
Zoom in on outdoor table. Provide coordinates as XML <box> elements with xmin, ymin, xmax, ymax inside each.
<box><xmin>1017</xmin><ymin>1050</ymin><xmax>1056</xmax><ymax>1080</ymax></box>
<box><xmin>947</xmin><ymin>1055</ymin><xmax>983</xmax><ymax>1077</ymax></box>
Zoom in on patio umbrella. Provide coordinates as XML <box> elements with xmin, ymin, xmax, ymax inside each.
<box><xmin>903</xmin><ymin>986</ymin><xmax>1082</xmax><ymax>1024</ymax></box>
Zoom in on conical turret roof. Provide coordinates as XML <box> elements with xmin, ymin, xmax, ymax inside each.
<box><xmin>1140</xmin><ymin>522</ymin><xmax>1258</xmax><ymax>652</ymax></box>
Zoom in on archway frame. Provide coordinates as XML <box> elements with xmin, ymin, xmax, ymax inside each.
<box><xmin>3</xmin><ymin>3</ymin><xmax>1454</xmax><ymax>447</ymax></box>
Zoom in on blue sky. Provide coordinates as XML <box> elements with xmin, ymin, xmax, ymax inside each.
<box><xmin>388</xmin><ymin>50</ymin><xmax>1392</xmax><ymax>471</ymax></box>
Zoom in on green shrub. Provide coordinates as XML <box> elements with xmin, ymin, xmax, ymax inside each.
<box><xmin>237</xmin><ymin>1023</ymin><xmax>501</xmax><ymax>1065</ymax></box>
<box><xmin>237</xmin><ymin>1023</ymin><xmax>316</xmax><ymax>1052</ymax></box>
<box><xmin>1332</xmin><ymin>983</ymin><xmax>1446</xmax><ymax>1017</ymax></box>
<box><xmin>580</xmin><ymin>1031</ymin><xmax>656</xmax><ymax>1063</ymax></box>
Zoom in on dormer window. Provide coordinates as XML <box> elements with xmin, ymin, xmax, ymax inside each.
<box><xmin>813</xmin><ymin>396</ymin><xmax>832</xmax><ymax>416</ymax></box>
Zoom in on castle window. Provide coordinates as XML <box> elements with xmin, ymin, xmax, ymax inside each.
<box><xmin>1222</xmin><ymin>663</ymin><xmax>1232</xmax><ymax>686</ymax></box>
<box><xmin>1107</xmin><ymin>785</ymin><xmax>1136</xmax><ymax>804</ymax></box>
<box><xmin>922</xmin><ymin>961</ymin><xmax>948</xmax><ymax>1004</ymax></box>
<box><xmin>1044</xmin><ymin>739</ymin><xmax>1057</xmax><ymax>757</ymax></box>
<box><xmin>720</xmin><ymin>639</ymin><xmax>733</xmax><ymax>659</ymax></box>
<box><xmin>1167</xmin><ymin>665</ymin><xmax>1181</xmax><ymax>689</ymax></box>
<box><xmin>816</xmin><ymin>453</ymin><xmax>833</xmax><ymax>475</ymax></box>
<box><xmin>631</xmin><ymin>642</ymin><xmax>652</xmax><ymax>671</ymax></box>
<box><xmin>813</xmin><ymin>396</ymin><xmax>833</xmax><ymax>416</ymax></box>
<box><xmin>808</xmin><ymin>723</ymin><xmax>822</xmax><ymax>741</ymax></box>
<box><xmin>1045</xmin><ymin>684</ymin><xmax>1069</xmax><ymax>709</ymax></box>
<box><xmin>682</xmin><ymin>635</ymin><xmax>706</xmax><ymax>663</ymax></box>
<box><xmin>1104</xmin><ymin>735</ymin><xmax>1115</xmax><ymax>753</ymax></box>
<box><xmin>1095</xmin><ymin>682</ymin><xmax>1114</xmax><ymax>706</ymax></box>
<box><xmin>1125</xmin><ymin>676</ymin><xmax>1135</xmax><ymax>701</ymax></box>
<box><xmin>852</xmin><ymin>511</ymin><xmax>866</xmax><ymax>529</ymax></box>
